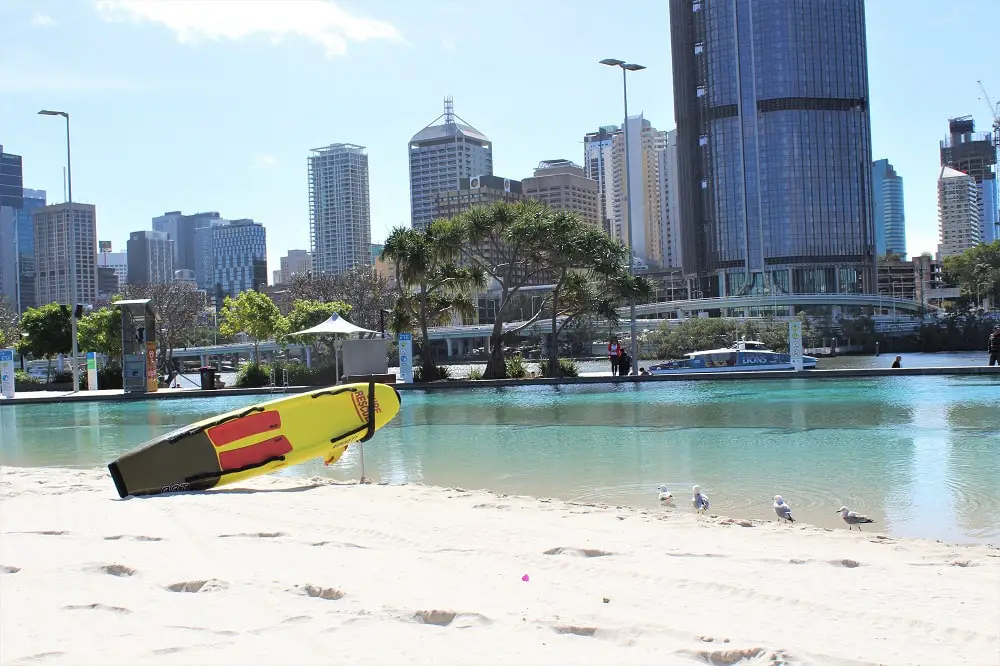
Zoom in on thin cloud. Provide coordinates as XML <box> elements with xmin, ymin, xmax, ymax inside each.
<box><xmin>31</xmin><ymin>13</ymin><xmax>55</xmax><ymax>28</ymax></box>
<box><xmin>93</xmin><ymin>0</ymin><xmax>403</xmax><ymax>57</ymax></box>
<box><xmin>254</xmin><ymin>155</ymin><xmax>277</xmax><ymax>169</ymax></box>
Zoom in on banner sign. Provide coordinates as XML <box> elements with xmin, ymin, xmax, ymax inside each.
<box><xmin>0</xmin><ymin>349</ymin><xmax>14</xmax><ymax>399</ymax></box>
<box><xmin>788</xmin><ymin>320</ymin><xmax>804</xmax><ymax>372</ymax></box>
<box><xmin>398</xmin><ymin>333</ymin><xmax>414</xmax><ymax>383</ymax></box>
<box><xmin>86</xmin><ymin>352</ymin><xmax>99</xmax><ymax>391</ymax></box>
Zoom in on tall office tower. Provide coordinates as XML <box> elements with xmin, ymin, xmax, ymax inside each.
<box><xmin>937</xmin><ymin>166</ymin><xmax>982</xmax><ymax>259</ymax></box>
<box><xmin>33</xmin><ymin>203</ymin><xmax>98</xmax><ymax>307</ymax></box>
<box><xmin>14</xmin><ymin>189</ymin><xmax>46</xmax><ymax>311</ymax></box>
<box><xmin>872</xmin><ymin>159</ymin><xmax>907</xmax><ymax>258</ymax></box>
<box><xmin>153</xmin><ymin>211</ymin><xmax>225</xmax><ymax>271</ymax></box>
<box><xmin>611</xmin><ymin>114</ymin><xmax>667</xmax><ymax>268</ymax></box>
<box><xmin>940</xmin><ymin>117</ymin><xmax>998</xmax><ymax>244</ymax></box>
<box><xmin>522</xmin><ymin>160</ymin><xmax>600</xmax><ymax>230</ymax></box>
<box><xmin>658</xmin><ymin>129</ymin><xmax>682</xmax><ymax>269</ymax></box>
<box><xmin>0</xmin><ymin>145</ymin><xmax>23</xmax><ymax>309</ymax></box>
<box><xmin>584</xmin><ymin>126</ymin><xmax>621</xmax><ymax>236</ymax></box>
<box><xmin>275</xmin><ymin>249</ymin><xmax>312</xmax><ymax>285</ymax></box>
<box><xmin>194</xmin><ymin>219</ymin><xmax>229</xmax><ymax>291</ymax></box>
<box><xmin>409</xmin><ymin>97</ymin><xmax>493</xmax><ymax>230</ymax></box>
<box><xmin>669</xmin><ymin>0</ymin><xmax>876</xmax><ymax>297</ymax></box>
<box><xmin>308</xmin><ymin>144</ymin><xmax>372</xmax><ymax>274</ymax></box>
<box><xmin>211</xmin><ymin>219</ymin><xmax>267</xmax><ymax>300</ymax></box>
<box><xmin>126</xmin><ymin>230</ymin><xmax>175</xmax><ymax>285</ymax></box>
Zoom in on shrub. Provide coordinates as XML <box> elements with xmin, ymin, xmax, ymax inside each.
<box><xmin>98</xmin><ymin>366</ymin><xmax>123</xmax><ymax>389</ymax></box>
<box><xmin>413</xmin><ymin>365</ymin><xmax>450</xmax><ymax>382</ymax></box>
<box><xmin>505</xmin><ymin>353</ymin><xmax>527</xmax><ymax>379</ymax></box>
<box><xmin>235</xmin><ymin>362</ymin><xmax>270</xmax><ymax>388</ymax></box>
<box><xmin>466</xmin><ymin>366</ymin><xmax>484</xmax><ymax>380</ymax></box>
<box><xmin>14</xmin><ymin>370</ymin><xmax>41</xmax><ymax>384</ymax></box>
<box><xmin>536</xmin><ymin>358</ymin><xmax>580</xmax><ymax>378</ymax></box>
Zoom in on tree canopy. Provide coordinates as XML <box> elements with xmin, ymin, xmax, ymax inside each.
<box><xmin>17</xmin><ymin>303</ymin><xmax>72</xmax><ymax>367</ymax></box>
<box><xmin>942</xmin><ymin>240</ymin><xmax>1000</xmax><ymax>307</ymax></box>
<box><xmin>0</xmin><ymin>296</ymin><xmax>17</xmax><ymax>349</ymax></box>
<box><xmin>218</xmin><ymin>290</ymin><xmax>285</xmax><ymax>362</ymax></box>
<box><xmin>286</xmin><ymin>266</ymin><xmax>394</xmax><ymax>331</ymax></box>
<box><xmin>118</xmin><ymin>281</ymin><xmax>206</xmax><ymax>369</ymax></box>
<box><xmin>77</xmin><ymin>305</ymin><xmax>123</xmax><ymax>361</ymax></box>
<box><xmin>381</xmin><ymin>221</ymin><xmax>486</xmax><ymax>378</ymax></box>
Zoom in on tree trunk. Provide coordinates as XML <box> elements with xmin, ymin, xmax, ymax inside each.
<box><xmin>418</xmin><ymin>285</ymin><xmax>436</xmax><ymax>380</ymax></box>
<box><xmin>547</xmin><ymin>272</ymin><xmax>566</xmax><ymax>377</ymax></box>
<box><xmin>485</xmin><ymin>326</ymin><xmax>506</xmax><ymax>379</ymax></box>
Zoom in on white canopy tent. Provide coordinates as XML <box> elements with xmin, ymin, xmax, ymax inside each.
<box><xmin>284</xmin><ymin>313</ymin><xmax>376</xmax><ymax>383</ymax></box>
<box><xmin>284</xmin><ymin>312</ymin><xmax>378</xmax><ymax>484</ymax></box>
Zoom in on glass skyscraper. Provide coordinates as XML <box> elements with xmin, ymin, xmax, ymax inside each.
<box><xmin>669</xmin><ymin>0</ymin><xmax>876</xmax><ymax>298</ymax></box>
<box><xmin>872</xmin><ymin>159</ymin><xmax>906</xmax><ymax>258</ymax></box>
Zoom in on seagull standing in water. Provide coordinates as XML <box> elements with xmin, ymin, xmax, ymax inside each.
<box><xmin>692</xmin><ymin>485</ymin><xmax>710</xmax><ymax>513</ymax></box>
<box><xmin>773</xmin><ymin>495</ymin><xmax>794</xmax><ymax>523</ymax></box>
<box><xmin>657</xmin><ymin>485</ymin><xmax>674</xmax><ymax>503</ymax></box>
<box><xmin>836</xmin><ymin>506</ymin><xmax>875</xmax><ymax>531</ymax></box>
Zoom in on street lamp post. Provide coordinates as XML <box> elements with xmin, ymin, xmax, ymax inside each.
<box><xmin>600</xmin><ymin>58</ymin><xmax>646</xmax><ymax>376</ymax></box>
<box><xmin>38</xmin><ymin>109</ymin><xmax>79</xmax><ymax>392</ymax></box>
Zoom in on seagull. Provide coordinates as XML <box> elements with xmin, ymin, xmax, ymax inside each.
<box><xmin>657</xmin><ymin>485</ymin><xmax>674</xmax><ymax>503</ymax></box>
<box><xmin>773</xmin><ymin>495</ymin><xmax>794</xmax><ymax>523</ymax></box>
<box><xmin>692</xmin><ymin>485</ymin><xmax>710</xmax><ymax>513</ymax></box>
<box><xmin>836</xmin><ymin>506</ymin><xmax>875</xmax><ymax>531</ymax></box>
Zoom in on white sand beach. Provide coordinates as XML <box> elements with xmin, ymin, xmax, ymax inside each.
<box><xmin>1</xmin><ymin>466</ymin><xmax>998</xmax><ymax>666</ymax></box>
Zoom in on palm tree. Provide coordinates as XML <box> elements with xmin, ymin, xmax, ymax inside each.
<box><xmin>382</xmin><ymin>221</ymin><xmax>486</xmax><ymax>380</ymax></box>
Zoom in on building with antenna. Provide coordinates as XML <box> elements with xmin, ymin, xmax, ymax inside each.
<box><xmin>409</xmin><ymin>98</ymin><xmax>493</xmax><ymax>230</ymax></box>
<box><xmin>939</xmin><ymin>116</ymin><xmax>998</xmax><ymax>244</ymax></box>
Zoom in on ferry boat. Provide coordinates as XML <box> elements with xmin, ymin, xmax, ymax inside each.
<box><xmin>647</xmin><ymin>339</ymin><xmax>817</xmax><ymax>375</ymax></box>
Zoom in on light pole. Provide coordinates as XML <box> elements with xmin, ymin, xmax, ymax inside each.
<box><xmin>38</xmin><ymin>109</ymin><xmax>79</xmax><ymax>392</ymax></box>
<box><xmin>600</xmin><ymin>57</ymin><xmax>645</xmax><ymax>376</ymax></box>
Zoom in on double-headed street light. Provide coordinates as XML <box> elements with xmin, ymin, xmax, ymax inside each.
<box><xmin>600</xmin><ymin>58</ymin><xmax>646</xmax><ymax>376</ymax></box>
<box><xmin>38</xmin><ymin>109</ymin><xmax>79</xmax><ymax>392</ymax></box>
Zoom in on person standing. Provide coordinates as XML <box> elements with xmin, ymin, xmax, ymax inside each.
<box><xmin>891</xmin><ymin>355</ymin><xmax>902</xmax><ymax>369</ymax></box>
<box><xmin>608</xmin><ymin>335</ymin><xmax>622</xmax><ymax>376</ymax></box>
<box><xmin>989</xmin><ymin>325</ymin><xmax>1000</xmax><ymax>367</ymax></box>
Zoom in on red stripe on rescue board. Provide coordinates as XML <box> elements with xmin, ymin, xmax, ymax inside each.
<box><xmin>218</xmin><ymin>435</ymin><xmax>293</xmax><ymax>471</ymax></box>
<box><xmin>207</xmin><ymin>411</ymin><xmax>281</xmax><ymax>447</ymax></box>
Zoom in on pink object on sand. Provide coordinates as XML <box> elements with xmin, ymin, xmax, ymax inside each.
<box><xmin>522</xmin><ymin>574</ymin><xmax>530</xmax><ymax>582</ymax></box>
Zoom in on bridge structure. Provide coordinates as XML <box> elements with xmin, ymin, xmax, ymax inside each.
<box><xmin>168</xmin><ymin>293</ymin><xmax>931</xmax><ymax>364</ymax></box>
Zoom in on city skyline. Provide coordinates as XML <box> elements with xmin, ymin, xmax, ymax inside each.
<box><xmin>1</xmin><ymin>0</ymin><xmax>998</xmax><ymax>280</ymax></box>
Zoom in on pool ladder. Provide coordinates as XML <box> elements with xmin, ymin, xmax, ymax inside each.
<box><xmin>268</xmin><ymin>368</ymin><xmax>289</xmax><ymax>394</ymax></box>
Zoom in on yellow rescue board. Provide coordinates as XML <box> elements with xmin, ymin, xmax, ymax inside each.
<box><xmin>107</xmin><ymin>382</ymin><xmax>401</xmax><ymax>497</ymax></box>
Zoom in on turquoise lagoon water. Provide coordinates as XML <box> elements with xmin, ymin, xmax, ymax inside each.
<box><xmin>1</xmin><ymin>375</ymin><xmax>998</xmax><ymax>544</ymax></box>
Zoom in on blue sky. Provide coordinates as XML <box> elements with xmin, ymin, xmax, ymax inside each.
<box><xmin>1</xmin><ymin>0</ymin><xmax>997</xmax><ymax>278</ymax></box>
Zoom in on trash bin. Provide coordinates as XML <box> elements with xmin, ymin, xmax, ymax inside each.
<box><xmin>198</xmin><ymin>366</ymin><xmax>216</xmax><ymax>391</ymax></box>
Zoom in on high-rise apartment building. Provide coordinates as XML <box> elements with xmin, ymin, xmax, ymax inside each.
<box><xmin>409</xmin><ymin>98</ymin><xmax>493</xmax><ymax>230</ymax></box>
<box><xmin>669</xmin><ymin>0</ymin><xmax>876</xmax><ymax>297</ymax></box>
<box><xmin>939</xmin><ymin>117</ymin><xmax>998</xmax><ymax>244</ymax></box>
<box><xmin>308</xmin><ymin>144</ymin><xmax>372</xmax><ymax>275</ymax></box>
<box><xmin>433</xmin><ymin>175</ymin><xmax>522</xmax><ymax>220</ymax></box>
<box><xmin>153</xmin><ymin>211</ymin><xmax>224</xmax><ymax>272</ymax></box>
<box><xmin>522</xmin><ymin>160</ymin><xmax>600</xmax><ymax>230</ymax></box>
<box><xmin>611</xmin><ymin>114</ymin><xmax>667</xmax><ymax>268</ymax></box>
<box><xmin>872</xmin><ymin>159</ymin><xmax>907</xmax><ymax>258</ymax></box>
<box><xmin>0</xmin><ymin>145</ymin><xmax>23</xmax><ymax>309</ymax></box>
<box><xmin>211</xmin><ymin>219</ymin><xmax>267</xmax><ymax>301</ymax></box>
<box><xmin>33</xmin><ymin>203</ymin><xmax>98</xmax><ymax>307</ymax></box>
<box><xmin>658</xmin><ymin>130</ymin><xmax>682</xmax><ymax>269</ymax></box>
<box><xmin>127</xmin><ymin>230</ymin><xmax>175</xmax><ymax>285</ymax></box>
<box><xmin>583</xmin><ymin>126</ymin><xmax>621</xmax><ymax>236</ymax></box>
<box><xmin>938</xmin><ymin>166</ymin><xmax>982</xmax><ymax>259</ymax></box>
<box><xmin>274</xmin><ymin>249</ymin><xmax>312</xmax><ymax>285</ymax></box>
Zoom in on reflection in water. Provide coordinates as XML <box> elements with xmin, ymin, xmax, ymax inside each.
<box><xmin>0</xmin><ymin>376</ymin><xmax>997</xmax><ymax>543</ymax></box>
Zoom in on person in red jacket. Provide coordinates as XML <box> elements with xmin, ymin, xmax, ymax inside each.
<box><xmin>608</xmin><ymin>335</ymin><xmax>622</xmax><ymax>376</ymax></box>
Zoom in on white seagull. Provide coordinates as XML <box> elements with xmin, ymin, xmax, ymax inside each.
<box><xmin>836</xmin><ymin>506</ymin><xmax>875</xmax><ymax>531</ymax></box>
<box><xmin>773</xmin><ymin>495</ymin><xmax>795</xmax><ymax>523</ymax></box>
<box><xmin>692</xmin><ymin>485</ymin><xmax>710</xmax><ymax>513</ymax></box>
<box><xmin>657</xmin><ymin>485</ymin><xmax>674</xmax><ymax>503</ymax></box>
